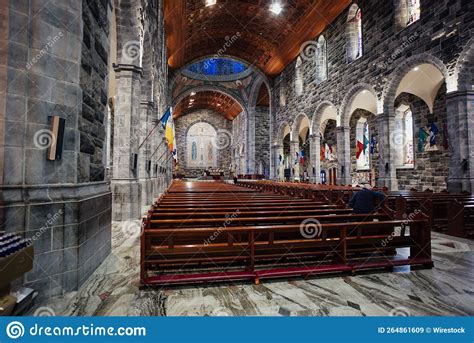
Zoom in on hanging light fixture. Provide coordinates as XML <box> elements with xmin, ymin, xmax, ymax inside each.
<box><xmin>205</xmin><ymin>0</ymin><xmax>217</xmax><ymax>7</ymax></box>
<box><xmin>270</xmin><ymin>1</ymin><xmax>283</xmax><ymax>15</ymax></box>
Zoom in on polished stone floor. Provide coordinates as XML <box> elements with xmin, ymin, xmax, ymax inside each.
<box><xmin>28</xmin><ymin>222</ymin><xmax>474</xmax><ymax>317</ymax></box>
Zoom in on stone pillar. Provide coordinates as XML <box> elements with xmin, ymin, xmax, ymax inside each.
<box><xmin>376</xmin><ymin>113</ymin><xmax>398</xmax><ymax>190</ymax></box>
<box><xmin>290</xmin><ymin>140</ymin><xmax>300</xmax><ymax>180</ymax></box>
<box><xmin>311</xmin><ymin>133</ymin><xmax>321</xmax><ymax>183</ymax></box>
<box><xmin>111</xmin><ymin>64</ymin><xmax>143</xmax><ymax>220</ymax></box>
<box><xmin>336</xmin><ymin>126</ymin><xmax>351</xmax><ymax>185</ymax></box>
<box><xmin>139</xmin><ymin>101</ymin><xmax>155</xmax><ymax>208</ymax></box>
<box><xmin>246</xmin><ymin>108</ymin><xmax>256</xmax><ymax>174</ymax></box>
<box><xmin>446</xmin><ymin>91</ymin><xmax>474</xmax><ymax>193</ymax></box>
<box><xmin>271</xmin><ymin>144</ymin><xmax>283</xmax><ymax>180</ymax></box>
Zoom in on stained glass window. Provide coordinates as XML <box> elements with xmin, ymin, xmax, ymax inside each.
<box><xmin>407</xmin><ymin>0</ymin><xmax>421</xmax><ymax>26</ymax></box>
<box><xmin>186</xmin><ymin>58</ymin><xmax>247</xmax><ymax>76</ymax></box>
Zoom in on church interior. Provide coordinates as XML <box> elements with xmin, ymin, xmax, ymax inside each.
<box><xmin>0</xmin><ymin>0</ymin><xmax>473</xmax><ymax>317</ymax></box>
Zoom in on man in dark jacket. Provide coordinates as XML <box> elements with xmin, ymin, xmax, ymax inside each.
<box><xmin>348</xmin><ymin>184</ymin><xmax>386</xmax><ymax>214</ymax></box>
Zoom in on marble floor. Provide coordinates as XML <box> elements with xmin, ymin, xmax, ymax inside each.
<box><xmin>28</xmin><ymin>222</ymin><xmax>474</xmax><ymax>317</ymax></box>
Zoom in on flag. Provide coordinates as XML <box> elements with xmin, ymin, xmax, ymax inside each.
<box><xmin>429</xmin><ymin>123</ymin><xmax>439</xmax><ymax>146</ymax></box>
<box><xmin>418</xmin><ymin>127</ymin><xmax>428</xmax><ymax>152</ymax></box>
<box><xmin>160</xmin><ymin>107</ymin><xmax>172</xmax><ymax>129</ymax></box>
<box><xmin>363</xmin><ymin>134</ymin><xmax>370</xmax><ymax>155</ymax></box>
<box><xmin>356</xmin><ymin>140</ymin><xmax>364</xmax><ymax>159</ymax></box>
<box><xmin>299</xmin><ymin>150</ymin><xmax>305</xmax><ymax>164</ymax></box>
<box><xmin>163</xmin><ymin>107</ymin><xmax>175</xmax><ymax>153</ymax></box>
<box><xmin>325</xmin><ymin>143</ymin><xmax>331</xmax><ymax>160</ymax></box>
<box><xmin>370</xmin><ymin>136</ymin><xmax>377</xmax><ymax>155</ymax></box>
<box><xmin>172</xmin><ymin>122</ymin><xmax>178</xmax><ymax>162</ymax></box>
<box><xmin>320</xmin><ymin>145</ymin><xmax>325</xmax><ymax>161</ymax></box>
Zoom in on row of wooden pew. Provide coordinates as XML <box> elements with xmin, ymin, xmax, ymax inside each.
<box><xmin>139</xmin><ymin>181</ymin><xmax>433</xmax><ymax>287</ymax></box>
<box><xmin>237</xmin><ymin>181</ymin><xmax>474</xmax><ymax>239</ymax></box>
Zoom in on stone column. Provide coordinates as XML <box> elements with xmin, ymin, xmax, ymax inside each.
<box><xmin>446</xmin><ymin>91</ymin><xmax>474</xmax><ymax>193</ymax></box>
<box><xmin>271</xmin><ymin>144</ymin><xmax>283</xmax><ymax>180</ymax></box>
<box><xmin>376</xmin><ymin>114</ymin><xmax>398</xmax><ymax>190</ymax></box>
<box><xmin>290</xmin><ymin>140</ymin><xmax>300</xmax><ymax>180</ymax></box>
<box><xmin>139</xmin><ymin>101</ymin><xmax>155</xmax><ymax>207</ymax></box>
<box><xmin>111</xmin><ymin>64</ymin><xmax>143</xmax><ymax>220</ymax></box>
<box><xmin>311</xmin><ymin>133</ymin><xmax>321</xmax><ymax>183</ymax></box>
<box><xmin>336</xmin><ymin>126</ymin><xmax>351</xmax><ymax>185</ymax></box>
<box><xmin>246</xmin><ymin>108</ymin><xmax>256</xmax><ymax>174</ymax></box>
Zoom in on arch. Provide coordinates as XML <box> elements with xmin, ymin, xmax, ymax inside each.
<box><xmin>311</xmin><ymin>101</ymin><xmax>338</xmax><ymax>136</ymax></box>
<box><xmin>454</xmin><ymin>37</ymin><xmax>474</xmax><ymax>92</ymax></box>
<box><xmin>346</xmin><ymin>3</ymin><xmax>363</xmax><ymax>62</ymax></box>
<box><xmin>248</xmin><ymin>76</ymin><xmax>272</xmax><ymax>109</ymax></box>
<box><xmin>173</xmin><ymin>85</ymin><xmax>248</xmax><ymax>115</ymax></box>
<box><xmin>291</xmin><ymin>113</ymin><xmax>311</xmax><ymax>141</ymax></box>
<box><xmin>185</xmin><ymin>121</ymin><xmax>218</xmax><ymax>169</ymax></box>
<box><xmin>340</xmin><ymin>83</ymin><xmax>379</xmax><ymax>127</ymax></box>
<box><xmin>382</xmin><ymin>54</ymin><xmax>452</xmax><ymax>114</ymax></box>
<box><xmin>277</xmin><ymin>121</ymin><xmax>292</xmax><ymax>144</ymax></box>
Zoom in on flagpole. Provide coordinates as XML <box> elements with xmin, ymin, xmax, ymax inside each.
<box><xmin>150</xmin><ymin>140</ymin><xmax>166</xmax><ymax>159</ymax></box>
<box><xmin>138</xmin><ymin>120</ymin><xmax>161</xmax><ymax>150</ymax></box>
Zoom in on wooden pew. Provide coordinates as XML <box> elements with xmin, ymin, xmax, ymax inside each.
<box><xmin>140</xmin><ymin>181</ymin><xmax>433</xmax><ymax>287</ymax></box>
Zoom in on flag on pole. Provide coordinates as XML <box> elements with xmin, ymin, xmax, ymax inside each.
<box><xmin>160</xmin><ymin>107</ymin><xmax>172</xmax><ymax>129</ymax></box>
<box><xmin>356</xmin><ymin>141</ymin><xmax>364</xmax><ymax>159</ymax></box>
<box><xmin>299</xmin><ymin>150</ymin><xmax>305</xmax><ymax>164</ymax></box>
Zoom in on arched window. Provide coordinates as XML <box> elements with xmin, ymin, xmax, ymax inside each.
<box><xmin>394</xmin><ymin>104</ymin><xmax>414</xmax><ymax>167</ymax></box>
<box><xmin>279</xmin><ymin>78</ymin><xmax>287</xmax><ymax>107</ymax></box>
<box><xmin>347</xmin><ymin>4</ymin><xmax>363</xmax><ymax>62</ymax></box>
<box><xmin>315</xmin><ymin>35</ymin><xmax>328</xmax><ymax>84</ymax></box>
<box><xmin>295</xmin><ymin>57</ymin><xmax>304</xmax><ymax>96</ymax></box>
<box><xmin>356</xmin><ymin>118</ymin><xmax>370</xmax><ymax>170</ymax></box>
<box><xmin>395</xmin><ymin>0</ymin><xmax>421</xmax><ymax>30</ymax></box>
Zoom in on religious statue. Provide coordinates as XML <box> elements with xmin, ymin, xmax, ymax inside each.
<box><xmin>191</xmin><ymin>141</ymin><xmax>197</xmax><ymax>160</ymax></box>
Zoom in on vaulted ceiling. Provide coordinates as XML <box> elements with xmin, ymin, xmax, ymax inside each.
<box><xmin>174</xmin><ymin>91</ymin><xmax>244</xmax><ymax>120</ymax></box>
<box><xmin>164</xmin><ymin>0</ymin><xmax>352</xmax><ymax>76</ymax></box>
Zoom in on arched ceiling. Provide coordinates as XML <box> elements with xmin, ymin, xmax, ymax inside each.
<box><xmin>165</xmin><ymin>0</ymin><xmax>352</xmax><ymax>76</ymax></box>
<box><xmin>174</xmin><ymin>91</ymin><xmax>244</xmax><ymax>120</ymax></box>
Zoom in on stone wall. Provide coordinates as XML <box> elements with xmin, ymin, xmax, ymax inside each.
<box><xmin>0</xmin><ymin>0</ymin><xmax>112</xmax><ymax>299</ymax></box>
<box><xmin>272</xmin><ymin>0</ymin><xmax>473</xmax><ymax>190</ymax></box>
<box><xmin>175</xmin><ymin>109</ymin><xmax>232</xmax><ymax>177</ymax></box>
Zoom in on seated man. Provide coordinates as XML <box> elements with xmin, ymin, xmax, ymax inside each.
<box><xmin>348</xmin><ymin>184</ymin><xmax>386</xmax><ymax>214</ymax></box>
